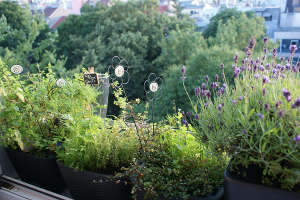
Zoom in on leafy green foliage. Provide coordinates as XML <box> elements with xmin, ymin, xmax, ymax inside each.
<box><xmin>150</xmin><ymin>45</ymin><xmax>239</xmax><ymax>120</ymax></box>
<box><xmin>56</xmin><ymin>0</ymin><xmax>195</xmax><ymax>116</ymax></box>
<box><xmin>128</xmin><ymin>114</ymin><xmax>228</xmax><ymax>200</ymax></box>
<box><xmin>0</xmin><ymin>61</ymin><xmax>98</xmax><ymax>155</ymax></box>
<box><xmin>0</xmin><ymin>1</ymin><xmax>65</xmax><ymax>74</ymax></box>
<box><xmin>56</xmin><ymin>117</ymin><xmax>138</xmax><ymax>174</ymax></box>
<box><xmin>185</xmin><ymin>38</ymin><xmax>300</xmax><ymax>192</ymax></box>
<box><xmin>155</xmin><ymin>30</ymin><xmax>207</xmax><ymax>67</ymax></box>
<box><xmin>203</xmin><ymin>8</ymin><xmax>256</xmax><ymax>39</ymax></box>
<box><xmin>211</xmin><ymin>13</ymin><xmax>265</xmax><ymax>51</ymax></box>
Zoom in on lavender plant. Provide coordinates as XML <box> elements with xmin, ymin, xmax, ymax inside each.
<box><xmin>183</xmin><ymin>37</ymin><xmax>300</xmax><ymax>192</ymax></box>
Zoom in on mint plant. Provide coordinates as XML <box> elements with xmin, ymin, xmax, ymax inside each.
<box><xmin>0</xmin><ymin>61</ymin><xmax>99</xmax><ymax>155</ymax></box>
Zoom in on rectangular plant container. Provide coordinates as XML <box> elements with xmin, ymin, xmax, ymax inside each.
<box><xmin>58</xmin><ymin>162</ymin><xmax>132</xmax><ymax>200</ymax></box>
<box><xmin>224</xmin><ymin>166</ymin><xmax>300</xmax><ymax>200</ymax></box>
<box><xmin>5</xmin><ymin>148</ymin><xmax>66</xmax><ymax>193</ymax></box>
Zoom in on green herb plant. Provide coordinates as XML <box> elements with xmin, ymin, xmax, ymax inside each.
<box><xmin>0</xmin><ymin>60</ymin><xmax>98</xmax><ymax>155</ymax></box>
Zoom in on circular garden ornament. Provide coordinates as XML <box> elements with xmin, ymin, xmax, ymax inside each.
<box><xmin>56</xmin><ymin>78</ymin><xmax>67</xmax><ymax>87</ymax></box>
<box><xmin>144</xmin><ymin>73</ymin><xmax>163</xmax><ymax>101</ymax></box>
<box><xmin>149</xmin><ymin>82</ymin><xmax>158</xmax><ymax>92</ymax></box>
<box><xmin>115</xmin><ymin>65</ymin><xmax>125</xmax><ymax>77</ymax></box>
<box><xmin>108</xmin><ymin>56</ymin><xmax>129</xmax><ymax>87</ymax></box>
<box><xmin>11</xmin><ymin>65</ymin><xmax>23</xmax><ymax>74</ymax></box>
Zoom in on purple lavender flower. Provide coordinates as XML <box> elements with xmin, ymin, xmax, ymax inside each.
<box><xmin>272</xmin><ymin>68</ymin><xmax>277</xmax><ymax>75</ymax></box>
<box><xmin>215</xmin><ymin>74</ymin><xmax>219</xmax><ymax>82</ymax></box>
<box><xmin>233</xmin><ymin>53</ymin><xmax>238</xmax><ymax>63</ymax></box>
<box><xmin>241</xmin><ymin>65</ymin><xmax>246</xmax><ymax>71</ymax></box>
<box><xmin>291</xmin><ymin>97</ymin><xmax>300</xmax><ymax>109</ymax></box>
<box><xmin>282</xmin><ymin>89</ymin><xmax>291</xmax><ymax>102</ymax></box>
<box><xmin>223</xmin><ymin>83</ymin><xmax>227</xmax><ymax>88</ymax></box>
<box><xmin>217</xmin><ymin>104</ymin><xmax>222</xmax><ymax>111</ymax></box>
<box><xmin>181</xmin><ymin>66</ymin><xmax>186</xmax><ymax>76</ymax></box>
<box><xmin>281</xmin><ymin>74</ymin><xmax>285</xmax><ymax>79</ymax></box>
<box><xmin>234</xmin><ymin>68</ymin><xmax>241</xmax><ymax>78</ymax></box>
<box><xmin>263</xmin><ymin>37</ymin><xmax>268</xmax><ymax>44</ymax></box>
<box><xmin>200</xmin><ymin>89</ymin><xmax>205</xmax><ymax>97</ymax></box>
<box><xmin>262</xmin><ymin>88</ymin><xmax>266</xmax><ymax>96</ymax></box>
<box><xmin>242</xmin><ymin>129</ymin><xmax>247</xmax><ymax>134</ymax></box>
<box><xmin>248</xmin><ymin>37</ymin><xmax>256</xmax><ymax>50</ymax></box>
<box><xmin>217</xmin><ymin>87</ymin><xmax>225</xmax><ymax>96</ymax></box>
<box><xmin>280</xmin><ymin>57</ymin><xmax>284</xmax><ymax>62</ymax></box>
<box><xmin>195</xmin><ymin>114</ymin><xmax>199</xmax><ymax>120</ymax></box>
<box><xmin>221</xmin><ymin>102</ymin><xmax>225</xmax><ymax>107</ymax></box>
<box><xmin>221</xmin><ymin>72</ymin><xmax>225</xmax><ymax>80</ymax></box>
<box><xmin>204</xmin><ymin>102</ymin><xmax>208</xmax><ymax>108</ymax></box>
<box><xmin>257</xmin><ymin>113</ymin><xmax>264</xmax><ymax>119</ymax></box>
<box><xmin>290</xmin><ymin>45</ymin><xmax>298</xmax><ymax>53</ymax></box>
<box><xmin>293</xmin><ymin>135</ymin><xmax>300</xmax><ymax>143</ymax></box>
<box><xmin>275</xmin><ymin>101</ymin><xmax>282</xmax><ymax>109</ymax></box>
<box><xmin>259</xmin><ymin>65</ymin><xmax>265</xmax><ymax>71</ymax></box>
<box><xmin>201</xmin><ymin>83</ymin><xmax>206</xmax><ymax>90</ymax></box>
<box><xmin>210</xmin><ymin>82</ymin><xmax>218</xmax><ymax>89</ymax></box>
<box><xmin>205</xmin><ymin>75</ymin><xmax>209</xmax><ymax>83</ymax></box>
<box><xmin>256</xmin><ymin>58</ymin><xmax>260</xmax><ymax>64</ymax></box>
<box><xmin>253</xmin><ymin>64</ymin><xmax>257</xmax><ymax>72</ymax></box>
<box><xmin>195</xmin><ymin>87</ymin><xmax>201</xmax><ymax>96</ymax></box>
<box><xmin>232</xmin><ymin>100</ymin><xmax>237</xmax><ymax>105</ymax></box>
<box><xmin>205</xmin><ymin>90</ymin><xmax>211</xmax><ymax>99</ymax></box>
<box><xmin>181</xmin><ymin>111</ymin><xmax>185</xmax><ymax>118</ymax></box>
<box><xmin>254</xmin><ymin>73</ymin><xmax>260</xmax><ymax>79</ymax></box>
<box><xmin>278</xmin><ymin>110</ymin><xmax>284</xmax><ymax>117</ymax></box>
<box><xmin>182</xmin><ymin>119</ymin><xmax>188</xmax><ymax>127</ymax></box>
<box><xmin>220</xmin><ymin>63</ymin><xmax>224</xmax><ymax>70</ymax></box>
<box><xmin>262</xmin><ymin>75</ymin><xmax>269</xmax><ymax>84</ymax></box>
<box><xmin>264</xmin><ymin>104</ymin><xmax>269</xmax><ymax>111</ymax></box>
<box><xmin>272</xmin><ymin>48</ymin><xmax>277</xmax><ymax>57</ymax></box>
<box><xmin>266</xmin><ymin>63</ymin><xmax>270</xmax><ymax>69</ymax></box>
<box><xmin>239</xmin><ymin>96</ymin><xmax>243</xmax><ymax>101</ymax></box>
<box><xmin>187</xmin><ymin>112</ymin><xmax>191</xmax><ymax>118</ymax></box>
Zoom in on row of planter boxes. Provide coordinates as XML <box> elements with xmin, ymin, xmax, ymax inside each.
<box><xmin>4</xmin><ymin>148</ymin><xmax>300</xmax><ymax>200</ymax></box>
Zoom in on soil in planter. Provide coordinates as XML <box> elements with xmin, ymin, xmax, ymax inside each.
<box><xmin>58</xmin><ymin>163</ymin><xmax>132</xmax><ymax>200</ymax></box>
<box><xmin>5</xmin><ymin>148</ymin><xmax>66</xmax><ymax>193</ymax></box>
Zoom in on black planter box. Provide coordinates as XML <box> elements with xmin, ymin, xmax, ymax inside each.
<box><xmin>5</xmin><ymin>148</ymin><xmax>66</xmax><ymax>193</ymax></box>
<box><xmin>224</xmin><ymin>166</ymin><xmax>300</xmax><ymax>200</ymax></box>
<box><xmin>58</xmin><ymin>162</ymin><xmax>132</xmax><ymax>200</ymax></box>
<box><xmin>135</xmin><ymin>187</ymin><xmax>224</xmax><ymax>200</ymax></box>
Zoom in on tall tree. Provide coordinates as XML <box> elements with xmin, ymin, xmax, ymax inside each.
<box><xmin>0</xmin><ymin>1</ymin><xmax>64</xmax><ymax>74</ymax></box>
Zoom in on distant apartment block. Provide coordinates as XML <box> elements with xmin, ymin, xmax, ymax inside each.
<box><xmin>274</xmin><ymin>0</ymin><xmax>300</xmax><ymax>58</ymax></box>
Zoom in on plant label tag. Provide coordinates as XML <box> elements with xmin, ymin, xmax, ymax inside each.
<box><xmin>84</xmin><ymin>73</ymin><xmax>99</xmax><ymax>85</ymax></box>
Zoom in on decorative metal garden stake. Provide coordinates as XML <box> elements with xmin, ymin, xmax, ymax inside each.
<box><xmin>107</xmin><ymin>56</ymin><xmax>130</xmax><ymax>96</ymax></box>
<box><xmin>144</xmin><ymin>73</ymin><xmax>163</xmax><ymax>135</ymax></box>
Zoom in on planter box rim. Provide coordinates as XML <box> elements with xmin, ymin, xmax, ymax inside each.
<box><xmin>225</xmin><ymin>163</ymin><xmax>300</xmax><ymax>196</ymax></box>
